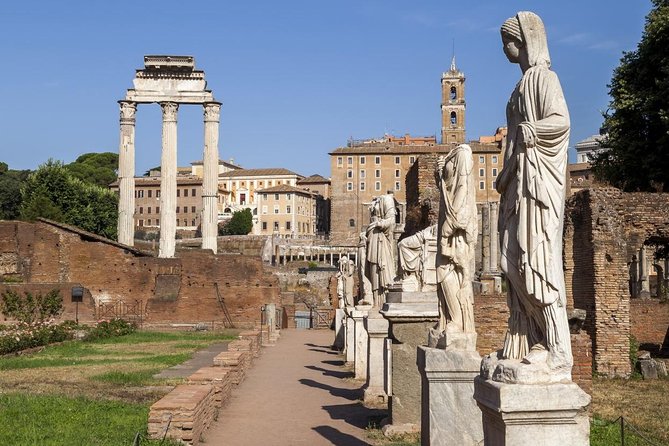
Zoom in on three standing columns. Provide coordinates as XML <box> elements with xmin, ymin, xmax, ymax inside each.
<box><xmin>117</xmin><ymin>101</ymin><xmax>137</xmax><ymax>247</ymax></box>
<box><xmin>202</xmin><ymin>102</ymin><xmax>221</xmax><ymax>252</ymax></box>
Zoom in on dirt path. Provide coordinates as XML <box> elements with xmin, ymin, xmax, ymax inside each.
<box><xmin>203</xmin><ymin>329</ymin><xmax>383</xmax><ymax>445</ymax></box>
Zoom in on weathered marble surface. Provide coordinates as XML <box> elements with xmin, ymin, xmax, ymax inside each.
<box><xmin>363</xmin><ymin>316</ymin><xmax>389</xmax><ymax>406</ymax></box>
<box><xmin>345</xmin><ymin>307</ymin><xmax>356</xmax><ymax>364</ymax></box>
<box><xmin>333</xmin><ymin>308</ymin><xmax>346</xmax><ymax>350</ymax></box>
<box><xmin>417</xmin><ymin>347</ymin><xmax>483</xmax><ymax>446</ymax></box>
<box><xmin>352</xmin><ymin>305</ymin><xmax>371</xmax><ymax>380</ymax></box>
<box><xmin>474</xmin><ymin>377</ymin><xmax>591</xmax><ymax>446</ymax></box>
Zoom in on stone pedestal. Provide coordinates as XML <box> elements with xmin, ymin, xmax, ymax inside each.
<box><xmin>334</xmin><ymin>309</ymin><xmax>345</xmax><ymax>350</ymax></box>
<box><xmin>363</xmin><ymin>314</ymin><xmax>389</xmax><ymax>406</ymax></box>
<box><xmin>352</xmin><ymin>305</ymin><xmax>371</xmax><ymax>380</ymax></box>
<box><xmin>417</xmin><ymin>347</ymin><xmax>483</xmax><ymax>446</ymax></box>
<box><xmin>474</xmin><ymin>378</ymin><xmax>591</xmax><ymax>446</ymax></box>
<box><xmin>380</xmin><ymin>291</ymin><xmax>438</xmax><ymax>435</ymax></box>
<box><xmin>345</xmin><ymin>307</ymin><xmax>356</xmax><ymax>364</ymax></box>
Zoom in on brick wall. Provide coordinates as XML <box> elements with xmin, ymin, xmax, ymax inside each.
<box><xmin>404</xmin><ymin>155</ymin><xmax>439</xmax><ymax>236</ymax></box>
<box><xmin>0</xmin><ymin>221</ymin><xmax>279</xmax><ymax>325</ymax></box>
<box><xmin>630</xmin><ymin>299</ymin><xmax>669</xmax><ymax>353</ymax></box>
<box><xmin>565</xmin><ymin>188</ymin><xmax>669</xmax><ymax>377</ymax></box>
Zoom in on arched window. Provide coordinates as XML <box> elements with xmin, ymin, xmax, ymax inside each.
<box><xmin>450</xmin><ymin>111</ymin><xmax>457</xmax><ymax>125</ymax></box>
<box><xmin>349</xmin><ymin>218</ymin><xmax>355</xmax><ymax>227</ymax></box>
<box><xmin>450</xmin><ymin>86</ymin><xmax>456</xmax><ymax>100</ymax></box>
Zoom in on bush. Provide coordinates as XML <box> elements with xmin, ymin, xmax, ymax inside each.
<box><xmin>0</xmin><ymin>289</ymin><xmax>63</xmax><ymax>325</ymax></box>
<box><xmin>0</xmin><ymin>322</ymin><xmax>74</xmax><ymax>355</ymax></box>
<box><xmin>84</xmin><ymin>319</ymin><xmax>136</xmax><ymax>341</ymax></box>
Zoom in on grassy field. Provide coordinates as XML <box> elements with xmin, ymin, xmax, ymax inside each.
<box><xmin>0</xmin><ymin>330</ymin><xmax>238</xmax><ymax>445</ymax></box>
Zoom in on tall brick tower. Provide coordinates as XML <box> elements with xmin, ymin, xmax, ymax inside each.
<box><xmin>441</xmin><ymin>56</ymin><xmax>466</xmax><ymax>145</ymax></box>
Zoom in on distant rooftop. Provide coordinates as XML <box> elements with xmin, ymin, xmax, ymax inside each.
<box><xmin>219</xmin><ymin>168</ymin><xmax>303</xmax><ymax>178</ymax></box>
<box><xmin>298</xmin><ymin>174</ymin><xmax>330</xmax><ymax>184</ymax></box>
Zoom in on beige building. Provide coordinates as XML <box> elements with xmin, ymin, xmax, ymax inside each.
<box><xmin>110</xmin><ymin>175</ymin><xmax>204</xmax><ymax>232</ymax></box>
<box><xmin>190</xmin><ymin>158</ymin><xmax>242</xmax><ymax>177</ymax></box>
<box><xmin>256</xmin><ymin>185</ymin><xmax>317</xmax><ymax>237</ymax></box>
<box><xmin>218</xmin><ymin>168</ymin><xmax>303</xmax><ymax>211</ymax></box>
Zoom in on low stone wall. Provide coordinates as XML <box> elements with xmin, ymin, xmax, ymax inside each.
<box><xmin>148</xmin><ymin>328</ymin><xmax>266</xmax><ymax>445</ymax></box>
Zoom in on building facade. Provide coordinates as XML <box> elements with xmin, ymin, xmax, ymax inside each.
<box><xmin>256</xmin><ymin>185</ymin><xmax>317</xmax><ymax>237</ymax></box>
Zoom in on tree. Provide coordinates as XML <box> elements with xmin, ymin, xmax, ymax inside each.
<box><xmin>65</xmin><ymin>152</ymin><xmax>119</xmax><ymax>188</ymax></box>
<box><xmin>0</xmin><ymin>167</ymin><xmax>30</xmax><ymax>220</ymax></box>
<box><xmin>20</xmin><ymin>160</ymin><xmax>118</xmax><ymax>239</ymax></box>
<box><xmin>219</xmin><ymin>208</ymin><xmax>253</xmax><ymax>235</ymax></box>
<box><xmin>591</xmin><ymin>0</ymin><xmax>669</xmax><ymax>191</ymax></box>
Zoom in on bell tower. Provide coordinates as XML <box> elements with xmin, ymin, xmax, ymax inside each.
<box><xmin>441</xmin><ymin>56</ymin><xmax>466</xmax><ymax>145</ymax></box>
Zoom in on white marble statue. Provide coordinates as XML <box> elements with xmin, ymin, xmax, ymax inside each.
<box><xmin>364</xmin><ymin>193</ymin><xmax>397</xmax><ymax>308</ymax></box>
<box><xmin>397</xmin><ymin>224</ymin><xmax>438</xmax><ymax>292</ymax></box>
<box><xmin>483</xmin><ymin>11</ymin><xmax>573</xmax><ymax>383</ymax></box>
<box><xmin>429</xmin><ymin>144</ymin><xmax>478</xmax><ymax>349</ymax></box>
<box><xmin>357</xmin><ymin>232</ymin><xmax>372</xmax><ymax>304</ymax></box>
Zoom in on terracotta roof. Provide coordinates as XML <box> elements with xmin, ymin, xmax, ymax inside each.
<box><xmin>256</xmin><ymin>184</ymin><xmax>315</xmax><ymax>195</ymax></box>
<box><xmin>329</xmin><ymin>141</ymin><xmax>500</xmax><ymax>155</ymax></box>
<box><xmin>219</xmin><ymin>168</ymin><xmax>303</xmax><ymax>178</ymax></box>
<box><xmin>109</xmin><ymin>175</ymin><xmax>203</xmax><ymax>187</ymax></box>
<box><xmin>190</xmin><ymin>159</ymin><xmax>243</xmax><ymax>169</ymax></box>
<box><xmin>37</xmin><ymin>218</ymin><xmax>153</xmax><ymax>257</ymax></box>
<box><xmin>297</xmin><ymin>174</ymin><xmax>330</xmax><ymax>184</ymax></box>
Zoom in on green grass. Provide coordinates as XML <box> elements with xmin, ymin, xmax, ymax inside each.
<box><xmin>91</xmin><ymin>369</ymin><xmax>162</xmax><ymax>385</ymax></box>
<box><xmin>591</xmin><ymin>417</ymin><xmax>662</xmax><ymax>446</ymax></box>
<box><xmin>88</xmin><ymin>330</ymin><xmax>237</xmax><ymax>344</ymax></box>
<box><xmin>0</xmin><ymin>393</ymin><xmax>181</xmax><ymax>446</ymax></box>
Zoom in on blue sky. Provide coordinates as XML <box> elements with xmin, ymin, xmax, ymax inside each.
<box><xmin>0</xmin><ymin>1</ymin><xmax>651</xmax><ymax>177</ymax></box>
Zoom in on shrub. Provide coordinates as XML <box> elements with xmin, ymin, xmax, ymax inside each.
<box><xmin>0</xmin><ymin>322</ymin><xmax>74</xmax><ymax>355</ymax></box>
<box><xmin>84</xmin><ymin>319</ymin><xmax>136</xmax><ymax>341</ymax></box>
<box><xmin>0</xmin><ymin>289</ymin><xmax>63</xmax><ymax>325</ymax></box>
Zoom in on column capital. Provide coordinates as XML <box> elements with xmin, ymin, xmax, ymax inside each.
<box><xmin>118</xmin><ymin>100</ymin><xmax>137</xmax><ymax>125</ymax></box>
<box><xmin>160</xmin><ymin>102</ymin><xmax>179</xmax><ymax>122</ymax></box>
<box><xmin>203</xmin><ymin>101</ymin><xmax>222</xmax><ymax>122</ymax></box>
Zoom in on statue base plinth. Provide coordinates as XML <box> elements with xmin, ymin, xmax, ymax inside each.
<box><xmin>428</xmin><ymin>328</ymin><xmax>477</xmax><ymax>351</ymax></box>
<box><xmin>363</xmin><ymin>316</ymin><xmax>389</xmax><ymax>407</ymax></box>
<box><xmin>474</xmin><ymin>377</ymin><xmax>591</xmax><ymax>446</ymax></box>
<box><xmin>417</xmin><ymin>346</ymin><xmax>483</xmax><ymax>446</ymax></box>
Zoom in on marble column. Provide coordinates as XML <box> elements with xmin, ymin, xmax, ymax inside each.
<box><xmin>117</xmin><ymin>100</ymin><xmax>137</xmax><ymax>246</ymax></box>
<box><xmin>202</xmin><ymin>102</ymin><xmax>221</xmax><ymax>252</ymax></box>
<box><xmin>159</xmin><ymin>102</ymin><xmax>178</xmax><ymax>258</ymax></box>
<box><xmin>640</xmin><ymin>246</ymin><xmax>650</xmax><ymax>297</ymax></box>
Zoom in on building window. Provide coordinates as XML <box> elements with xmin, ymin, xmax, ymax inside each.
<box><xmin>450</xmin><ymin>111</ymin><xmax>457</xmax><ymax>125</ymax></box>
<box><xmin>375</xmin><ymin>181</ymin><xmax>381</xmax><ymax>191</ymax></box>
<box><xmin>184</xmin><ymin>189</ymin><xmax>188</xmax><ymax>197</ymax></box>
<box><xmin>360</xmin><ymin>170</ymin><xmax>366</xmax><ymax>178</ymax></box>
<box><xmin>262</xmin><ymin>222</ymin><xmax>267</xmax><ymax>230</ymax></box>
<box><xmin>375</xmin><ymin>156</ymin><xmax>381</xmax><ymax>164</ymax></box>
<box><xmin>395</xmin><ymin>156</ymin><xmax>400</xmax><ymax>164</ymax></box>
<box><xmin>479</xmin><ymin>156</ymin><xmax>485</xmax><ymax>164</ymax></box>
<box><xmin>375</xmin><ymin>169</ymin><xmax>381</xmax><ymax>178</ymax></box>
<box><xmin>479</xmin><ymin>168</ymin><xmax>485</xmax><ymax>177</ymax></box>
<box><xmin>139</xmin><ymin>207</ymin><xmax>143</xmax><ymax>214</ymax></box>
<box><xmin>360</xmin><ymin>156</ymin><xmax>366</xmax><ymax>164</ymax></box>
<box><xmin>337</xmin><ymin>157</ymin><xmax>343</xmax><ymax>166</ymax></box>
<box><xmin>147</xmin><ymin>207</ymin><xmax>151</xmax><ymax>214</ymax></box>
<box><xmin>479</xmin><ymin>181</ymin><xmax>485</xmax><ymax>190</ymax></box>
<box><xmin>274</xmin><ymin>222</ymin><xmax>279</xmax><ymax>231</ymax></box>
<box><xmin>347</xmin><ymin>156</ymin><xmax>353</xmax><ymax>164</ymax></box>
<box><xmin>347</xmin><ymin>182</ymin><xmax>353</xmax><ymax>191</ymax></box>
<box><xmin>147</xmin><ymin>219</ymin><xmax>151</xmax><ymax>226</ymax></box>
<box><xmin>287</xmin><ymin>193</ymin><xmax>291</xmax><ymax>200</ymax></box>
<box><xmin>192</xmin><ymin>188</ymin><xmax>196</xmax><ymax>196</ymax></box>
<box><xmin>274</xmin><ymin>206</ymin><xmax>279</xmax><ymax>214</ymax></box>
<box><xmin>360</xmin><ymin>182</ymin><xmax>365</xmax><ymax>191</ymax></box>
<box><xmin>156</xmin><ymin>206</ymin><xmax>160</xmax><ymax>214</ymax></box>
<box><xmin>156</xmin><ymin>218</ymin><xmax>159</xmax><ymax>225</ymax></box>
<box><xmin>450</xmin><ymin>86</ymin><xmax>457</xmax><ymax>101</ymax></box>
<box><xmin>176</xmin><ymin>206</ymin><xmax>180</xmax><ymax>213</ymax></box>
<box><xmin>148</xmin><ymin>190</ymin><xmax>152</xmax><ymax>198</ymax></box>
<box><xmin>287</xmin><ymin>205</ymin><xmax>291</xmax><ymax>213</ymax></box>
<box><xmin>176</xmin><ymin>189</ymin><xmax>180</xmax><ymax>197</ymax></box>
<box><xmin>492</xmin><ymin>155</ymin><xmax>498</xmax><ymax>164</ymax></box>
<box><xmin>191</xmin><ymin>206</ymin><xmax>196</xmax><ymax>213</ymax></box>
<box><xmin>138</xmin><ymin>219</ymin><xmax>144</xmax><ymax>227</ymax></box>
<box><xmin>262</xmin><ymin>205</ymin><xmax>268</xmax><ymax>214</ymax></box>
<box><xmin>192</xmin><ymin>219</ymin><xmax>196</xmax><ymax>226</ymax></box>
<box><xmin>395</xmin><ymin>169</ymin><xmax>400</xmax><ymax>178</ymax></box>
<box><xmin>349</xmin><ymin>218</ymin><xmax>355</xmax><ymax>227</ymax></box>
<box><xmin>274</xmin><ymin>193</ymin><xmax>279</xmax><ymax>200</ymax></box>
<box><xmin>156</xmin><ymin>190</ymin><xmax>161</xmax><ymax>198</ymax></box>
<box><xmin>395</xmin><ymin>181</ymin><xmax>401</xmax><ymax>191</ymax></box>
<box><xmin>409</xmin><ymin>156</ymin><xmax>415</xmax><ymax>164</ymax></box>
<box><xmin>286</xmin><ymin>221</ymin><xmax>291</xmax><ymax>231</ymax></box>
<box><xmin>347</xmin><ymin>170</ymin><xmax>353</xmax><ymax>179</ymax></box>
<box><xmin>492</xmin><ymin>168</ymin><xmax>498</xmax><ymax>177</ymax></box>
<box><xmin>492</xmin><ymin>181</ymin><xmax>497</xmax><ymax>190</ymax></box>
<box><xmin>263</xmin><ymin>193</ymin><xmax>268</xmax><ymax>200</ymax></box>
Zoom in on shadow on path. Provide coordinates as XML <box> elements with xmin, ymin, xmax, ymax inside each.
<box><xmin>322</xmin><ymin>402</ymin><xmax>386</xmax><ymax>430</ymax></box>
<box><xmin>299</xmin><ymin>378</ymin><xmax>360</xmax><ymax>400</ymax></box>
<box><xmin>313</xmin><ymin>425</ymin><xmax>371</xmax><ymax>446</ymax></box>
<box><xmin>305</xmin><ymin>364</ymin><xmax>354</xmax><ymax>379</ymax></box>
<box><xmin>304</xmin><ymin>343</ymin><xmax>332</xmax><ymax>349</ymax></box>
<box><xmin>322</xmin><ymin>359</ymin><xmax>347</xmax><ymax>367</ymax></box>
<box><xmin>309</xmin><ymin>348</ymin><xmax>339</xmax><ymax>355</ymax></box>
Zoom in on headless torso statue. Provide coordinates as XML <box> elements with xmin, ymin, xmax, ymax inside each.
<box><xmin>364</xmin><ymin>194</ymin><xmax>397</xmax><ymax>309</ymax></box>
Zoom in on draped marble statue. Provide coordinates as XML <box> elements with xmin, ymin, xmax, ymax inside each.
<box><xmin>357</xmin><ymin>232</ymin><xmax>372</xmax><ymax>304</ymax></box>
<box><xmin>428</xmin><ymin>144</ymin><xmax>478</xmax><ymax>350</ymax></box>
<box><xmin>397</xmin><ymin>224</ymin><xmax>438</xmax><ymax>292</ymax></box>
<box><xmin>483</xmin><ymin>11</ymin><xmax>573</xmax><ymax>383</ymax></box>
<box><xmin>364</xmin><ymin>194</ymin><xmax>397</xmax><ymax>308</ymax></box>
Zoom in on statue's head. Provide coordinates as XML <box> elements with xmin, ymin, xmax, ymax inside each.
<box><xmin>501</xmin><ymin>11</ymin><xmax>550</xmax><ymax>69</ymax></box>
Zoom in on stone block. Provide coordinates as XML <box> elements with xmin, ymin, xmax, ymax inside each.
<box><xmin>352</xmin><ymin>305</ymin><xmax>371</xmax><ymax>380</ymax></box>
<box><xmin>474</xmin><ymin>377</ymin><xmax>591</xmax><ymax>446</ymax></box>
<box><xmin>417</xmin><ymin>347</ymin><xmax>483</xmax><ymax>446</ymax></box>
<box><xmin>334</xmin><ymin>308</ymin><xmax>346</xmax><ymax>350</ymax></box>
<box><xmin>363</xmin><ymin>315</ymin><xmax>389</xmax><ymax>407</ymax></box>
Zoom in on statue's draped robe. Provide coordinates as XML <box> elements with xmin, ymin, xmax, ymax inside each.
<box><xmin>398</xmin><ymin>225</ymin><xmax>436</xmax><ymax>279</ymax></box>
<box><xmin>365</xmin><ymin>194</ymin><xmax>396</xmax><ymax>293</ymax></box>
<box><xmin>436</xmin><ymin>146</ymin><xmax>477</xmax><ymax>332</ymax></box>
<box><xmin>497</xmin><ymin>57</ymin><xmax>572</xmax><ymax>362</ymax></box>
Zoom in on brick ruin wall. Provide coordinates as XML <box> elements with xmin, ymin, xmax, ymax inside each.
<box><xmin>565</xmin><ymin>188</ymin><xmax>669</xmax><ymax>377</ymax></box>
<box><xmin>404</xmin><ymin>154</ymin><xmax>440</xmax><ymax>236</ymax></box>
<box><xmin>0</xmin><ymin>221</ymin><xmax>279</xmax><ymax>326</ymax></box>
